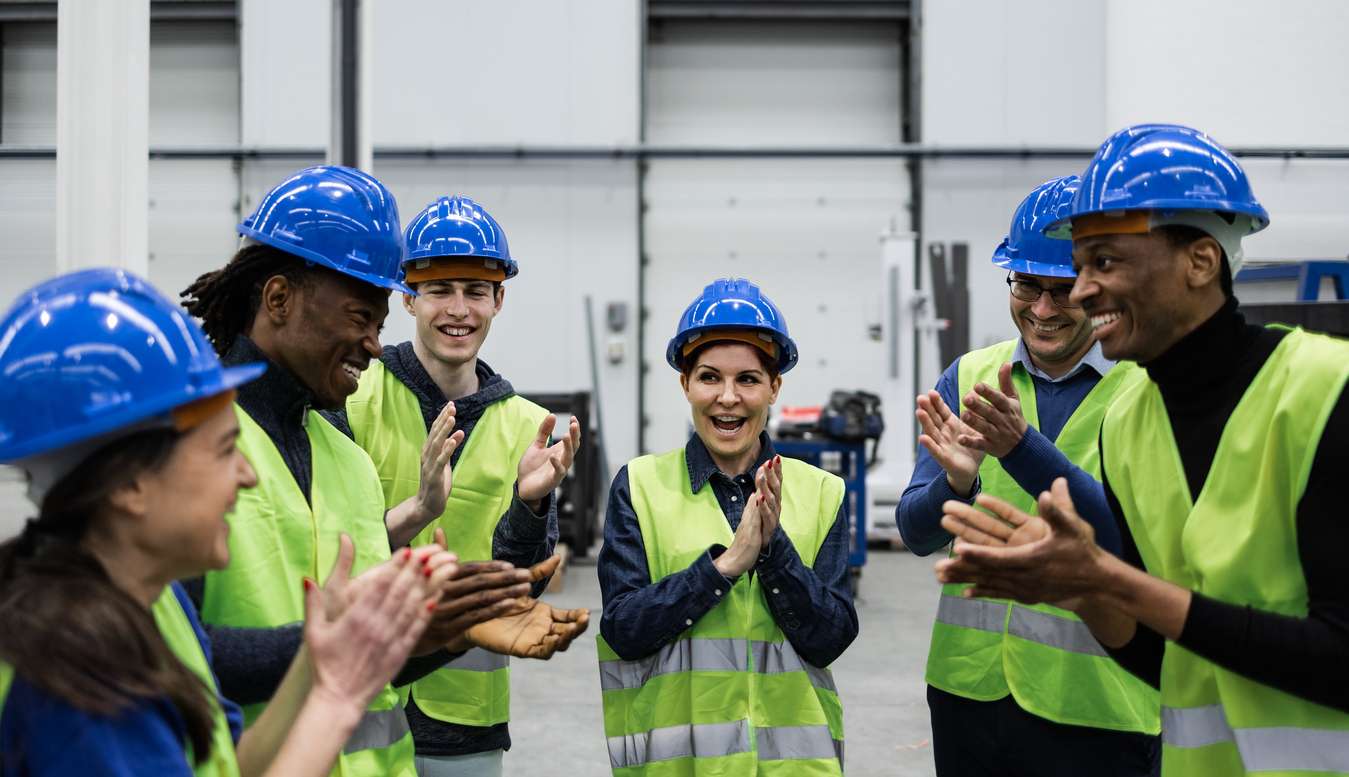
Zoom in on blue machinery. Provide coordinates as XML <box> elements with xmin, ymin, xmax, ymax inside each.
<box><xmin>773</xmin><ymin>439</ymin><xmax>868</xmax><ymax>598</ymax></box>
<box><xmin>1237</xmin><ymin>260</ymin><xmax>1349</xmax><ymax>301</ymax></box>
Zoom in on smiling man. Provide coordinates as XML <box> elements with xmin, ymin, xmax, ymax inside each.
<box><xmin>327</xmin><ymin>195</ymin><xmax>579</xmax><ymax>777</ymax></box>
<box><xmin>897</xmin><ymin>176</ymin><xmax>1160</xmax><ymax>777</ymax></box>
<box><xmin>178</xmin><ymin>168</ymin><xmax>543</xmax><ymax>777</ymax></box>
<box><xmin>936</xmin><ymin>124</ymin><xmax>1349</xmax><ymax>777</ymax></box>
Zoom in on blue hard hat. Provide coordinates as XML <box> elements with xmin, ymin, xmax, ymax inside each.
<box><xmin>0</xmin><ymin>268</ymin><xmax>265</xmax><ymax>462</ymax></box>
<box><xmin>403</xmin><ymin>195</ymin><xmax>517</xmax><ymax>281</ymax></box>
<box><xmin>1047</xmin><ymin>123</ymin><xmax>1269</xmax><ymax>238</ymax></box>
<box><xmin>666</xmin><ymin>278</ymin><xmax>798</xmax><ymax>374</ymax></box>
<box><xmin>991</xmin><ymin>176</ymin><xmax>1080</xmax><ymax>278</ymax></box>
<box><xmin>239</xmin><ymin>165</ymin><xmax>413</xmax><ymax>294</ymax></box>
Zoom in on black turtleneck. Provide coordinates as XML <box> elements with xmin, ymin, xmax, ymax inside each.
<box><xmin>224</xmin><ymin>334</ymin><xmax>319</xmax><ymax>503</ymax></box>
<box><xmin>1102</xmin><ymin>298</ymin><xmax>1349</xmax><ymax>713</ymax></box>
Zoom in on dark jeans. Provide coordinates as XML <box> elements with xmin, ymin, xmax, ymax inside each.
<box><xmin>927</xmin><ymin>685</ymin><xmax>1160</xmax><ymax>777</ymax></box>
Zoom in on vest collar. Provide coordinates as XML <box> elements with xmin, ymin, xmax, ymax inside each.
<box><xmin>225</xmin><ymin>335</ymin><xmax>315</xmax><ymax>433</ymax></box>
<box><xmin>1012</xmin><ymin>339</ymin><xmax>1114</xmax><ymax>383</ymax></box>
<box><xmin>684</xmin><ymin>431</ymin><xmax>776</xmax><ymax>494</ymax></box>
<box><xmin>381</xmin><ymin>341</ymin><xmax>515</xmax><ymax>428</ymax></box>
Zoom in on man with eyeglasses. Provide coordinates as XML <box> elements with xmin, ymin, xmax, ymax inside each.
<box><xmin>898</xmin><ymin>176</ymin><xmax>1160</xmax><ymax>777</ymax></box>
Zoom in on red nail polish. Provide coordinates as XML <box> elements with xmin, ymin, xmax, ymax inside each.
<box><xmin>302</xmin><ymin>578</ymin><xmax>313</xmax><ymax>591</ymax></box>
<box><xmin>426</xmin><ymin>600</ymin><xmax>437</xmax><ymax>612</ymax></box>
<box><xmin>424</xmin><ymin>567</ymin><xmax>433</xmax><ymax>578</ymax></box>
<box><xmin>402</xmin><ymin>548</ymin><xmax>412</xmax><ymax>561</ymax></box>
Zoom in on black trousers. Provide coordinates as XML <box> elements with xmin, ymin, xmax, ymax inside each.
<box><xmin>927</xmin><ymin>685</ymin><xmax>1160</xmax><ymax>777</ymax></box>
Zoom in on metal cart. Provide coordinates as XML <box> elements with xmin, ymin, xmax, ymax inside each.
<box><xmin>772</xmin><ymin>438</ymin><xmax>868</xmax><ymax>598</ymax></box>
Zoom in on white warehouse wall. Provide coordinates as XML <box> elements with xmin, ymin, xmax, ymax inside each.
<box><xmin>372</xmin><ymin>0</ymin><xmax>640</xmax><ymax>147</ymax></box>
<box><xmin>643</xmin><ymin>20</ymin><xmax>911</xmax><ymax>453</ymax></box>
<box><xmin>921</xmin><ymin>0</ymin><xmax>1349</xmax><ymax>354</ymax></box>
<box><xmin>369</xmin><ymin>0</ymin><xmax>643</xmax><ymax>471</ymax></box>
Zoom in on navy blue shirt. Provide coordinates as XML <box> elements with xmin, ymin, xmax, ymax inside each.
<box><xmin>598</xmin><ymin>433</ymin><xmax>859</xmax><ymax>668</ymax></box>
<box><xmin>896</xmin><ymin>342</ymin><xmax>1121</xmax><ymax>557</ymax></box>
<box><xmin>1</xmin><ymin>583</ymin><xmax>243</xmax><ymax>777</ymax></box>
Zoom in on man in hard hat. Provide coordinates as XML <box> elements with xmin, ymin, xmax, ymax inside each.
<box><xmin>899</xmin><ymin>176</ymin><xmax>1159</xmax><ymax>776</ymax></box>
<box><xmin>327</xmin><ymin>195</ymin><xmax>581</xmax><ymax>777</ymax></box>
<box><xmin>179</xmin><ymin>168</ymin><xmax>586</xmax><ymax>777</ymax></box>
<box><xmin>937</xmin><ymin>124</ymin><xmax>1349</xmax><ymax>777</ymax></box>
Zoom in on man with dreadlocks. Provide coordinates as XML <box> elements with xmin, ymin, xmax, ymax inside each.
<box><xmin>179</xmin><ymin>166</ymin><xmax>588</xmax><ymax>777</ymax></box>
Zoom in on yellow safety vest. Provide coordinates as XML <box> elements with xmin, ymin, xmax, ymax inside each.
<box><xmin>0</xmin><ymin>587</ymin><xmax>242</xmax><ymax>777</ymax></box>
<box><xmin>1102</xmin><ymin>328</ymin><xmax>1349</xmax><ymax>776</ymax></box>
<box><xmin>199</xmin><ymin>405</ymin><xmax>415</xmax><ymax>777</ymax></box>
<box><xmin>346</xmin><ymin>360</ymin><xmax>548</xmax><ymax>727</ymax></box>
<box><xmin>597</xmin><ymin>448</ymin><xmax>847</xmax><ymax>776</ymax></box>
<box><xmin>925</xmin><ymin>339</ymin><xmax>1160</xmax><ymax>734</ymax></box>
<box><xmin>151</xmin><ymin>587</ymin><xmax>243</xmax><ymax>777</ymax></box>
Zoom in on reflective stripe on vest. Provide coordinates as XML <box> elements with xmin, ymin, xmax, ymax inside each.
<box><xmin>1164</xmin><ymin>705</ymin><xmax>1349</xmax><ymax>773</ymax></box>
<box><xmin>344</xmin><ymin>707</ymin><xmax>413</xmax><ymax>754</ymax></box>
<box><xmin>452</xmin><ymin>648</ymin><xmax>511</xmax><ymax>674</ymax></box>
<box><xmin>606</xmin><ymin>721</ymin><xmax>843</xmax><ymax>770</ymax></box>
<box><xmin>757</xmin><ymin>725</ymin><xmax>843</xmax><ymax>763</ymax></box>
<box><xmin>200</xmin><ymin>406</ymin><xmax>415</xmax><ymax>776</ymax></box>
<box><xmin>1104</xmin><ymin>329</ymin><xmax>1349</xmax><ymax>776</ymax></box>
<box><xmin>599</xmin><ymin>638</ymin><xmax>750</xmax><ymax>691</ymax></box>
<box><xmin>926</xmin><ymin>339</ymin><xmax>1158</xmax><ymax>735</ymax></box>
<box><xmin>598</xmin><ymin>638</ymin><xmax>836</xmax><ymax>695</ymax></box>
<box><xmin>151</xmin><ymin>588</ymin><xmax>243</xmax><ymax>777</ymax></box>
<box><xmin>935</xmin><ymin>594</ymin><xmax>1107</xmax><ymax>657</ymax></box>
<box><xmin>599</xmin><ymin>448</ymin><xmax>846</xmax><ymax>775</ymax></box>
<box><xmin>346</xmin><ymin>362</ymin><xmax>546</xmax><ymax>727</ymax></box>
<box><xmin>608</xmin><ymin>720</ymin><xmax>751</xmax><ymax>769</ymax></box>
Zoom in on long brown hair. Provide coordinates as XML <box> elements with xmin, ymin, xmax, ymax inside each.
<box><xmin>0</xmin><ymin>429</ymin><xmax>216</xmax><ymax>764</ymax></box>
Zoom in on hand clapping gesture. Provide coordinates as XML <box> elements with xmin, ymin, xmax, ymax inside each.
<box><xmin>713</xmin><ymin>455</ymin><xmax>784</xmax><ymax>578</ymax></box>
<box><xmin>935</xmin><ymin>477</ymin><xmax>1102</xmax><ymax>606</ymax></box>
<box><xmin>304</xmin><ymin>535</ymin><xmax>459</xmax><ymax>710</ymax></box>
<box><xmin>958</xmin><ymin>362</ymin><xmax>1031</xmax><ymax>459</ymax></box>
<box><xmin>517</xmin><ymin>414</ymin><xmax>582</xmax><ymax>513</ymax></box>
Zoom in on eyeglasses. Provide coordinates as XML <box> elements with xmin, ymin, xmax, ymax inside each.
<box><xmin>1006</xmin><ymin>274</ymin><xmax>1080</xmax><ymax>309</ymax></box>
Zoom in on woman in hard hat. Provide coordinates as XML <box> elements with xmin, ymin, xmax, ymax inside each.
<box><xmin>0</xmin><ymin>268</ymin><xmax>457</xmax><ymax>777</ymax></box>
<box><xmin>596</xmin><ymin>278</ymin><xmax>858</xmax><ymax>775</ymax></box>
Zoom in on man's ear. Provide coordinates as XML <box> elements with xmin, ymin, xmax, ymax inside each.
<box><xmin>403</xmin><ymin>292</ymin><xmax>417</xmax><ymax>316</ymax></box>
<box><xmin>494</xmin><ymin>284</ymin><xmax>505</xmax><ymax>314</ymax></box>
<box><xmin>260</xmin><ymin>275</ymin><xmax>297</xmax><ymax>327</ymax></box>
<box><xmin>1185</xmin><ymin>236</ymin><xmax>1225</xmax><ymax>291</ymax></box>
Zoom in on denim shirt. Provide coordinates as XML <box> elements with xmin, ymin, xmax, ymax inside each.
<box><xmin>598</xmin><ymin>432</ymin><xmax>859</xmax><ymax>668</ymax></box>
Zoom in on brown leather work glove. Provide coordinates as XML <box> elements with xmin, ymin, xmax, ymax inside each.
<box><xmin>464</xmin><ymin>600</ymin><xmax>590</xmax><ymax>659</ymax></box>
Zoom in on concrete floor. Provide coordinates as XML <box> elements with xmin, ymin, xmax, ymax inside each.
<box><xmin>509</xmin><ymin>548</ymin><xmax>940</xmax><ymax>777</ymax></box>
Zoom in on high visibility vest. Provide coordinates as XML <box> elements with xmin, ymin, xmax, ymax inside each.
<box><xmin>0</xmin><ymin>588</ymin><xmax>242</xmax><ymax>777</ymax></box>
<box><xmin>200</xmin><ymin>405</ymin><xmax>415</xmax><ymax>777</ymax></box>
<box><xmin>925</xmin><ymin>339</ymin><xmax>1160</xmax><ymax>734</ymax></box>
<box><xmin>597</xmin><ymin>449</ymin><xmax>847</xmax><ymax>776</ymax></box>
<box><xmin>1102</xmin><ymin>328</ymin><xmax>1349</xmax><ymax>776</ymax></box>
<box><xmin>346</xmin><ymin>360</ymin><xmax>548</xmax><ymax>727</ymax></box>
<box><xmin>151</xmin><ymin>587</ymin><xmax>243</xmax><ymax>777</ymax></box>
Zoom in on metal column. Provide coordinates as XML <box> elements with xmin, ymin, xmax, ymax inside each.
<box><xmin>331</xmin><ymin>0</ymin><xmax>371</xmax><ymax>171</ymax></box>
<box><xmin>55</xmin><ymin>0</ymin><xmax>149</xmax><ymax>274</ymax></box>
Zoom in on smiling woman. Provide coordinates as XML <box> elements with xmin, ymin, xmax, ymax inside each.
<box><xmin>595</xmin><ymin>278</ymin><xmax>859</xmax><ymax>776</ymax></box>
<box><xmin>0</xmin><ymin>268</ymin><xmax>452</xmax><ymax>777</ymax></box>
